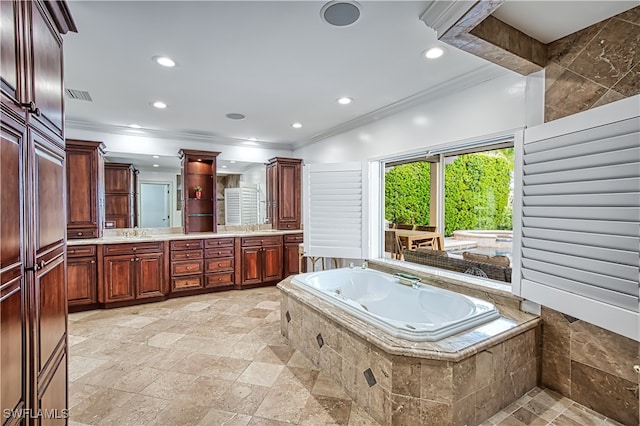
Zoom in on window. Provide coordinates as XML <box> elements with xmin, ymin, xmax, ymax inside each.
<box><xmin>381</xmin><ymin>136</ymin><xmax>514</xmax><ymax>282</ymax></box>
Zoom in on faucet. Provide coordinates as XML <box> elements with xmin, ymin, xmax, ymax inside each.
<box><xmin>348</xmin><ymin>262</ymin><xmax>354</xmax><ymax>269</ymax></box>
<box><xmin>361</xmin><ymin>261</ymin><xmax>368</xmax><ymax>269</ymax></box>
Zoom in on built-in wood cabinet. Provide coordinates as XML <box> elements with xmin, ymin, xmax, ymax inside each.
<box><xmin>104</xmin><ymin>162</ymin><xmax>137</xmax><ymax>228</ymax></box>
<box><xmin>284</xmin><ymin>233</ymin><xmax>303</xmax><ymax>277</ymax></box>
<box><xmin>266</xmin><ymin>157</ymin><xmax>302</xmax><ymax>230</ymax></box>
<box><xmin>239</xmin><ymin>235</ymin><xmax>283</xmax><ymax>286</ymax></box>
<box><xmin>0</xmin><ymin>1</ymin><xmax>76</xmax><ymax>423</ymax></box>
<box><xmin>67</xmin><ymin>245</ymin><xmax>97</xmax><ymax>308</ymax></box>
<box><xmin>205</xmin><ymin>237</ymin><xmax>235</xmax><ymax>289</ymax></box>
<box><xmin>100</xmin><ymin>242</ymin><xmax>167</xmax><ymax>304</ymax></box>
<box><xmin>179</xmin><ymin>149</ymin><xmax>219</xmax><ymax>233</ymax></box>
<box><xmin>170</xmin><ymin>239</ymin><xmax>204</xmax><ymax>291</ymax></box>
<box><xmin>66</xmin><ymin>139</ymin><xmax>105</xmax><ymax>239</ymax></box>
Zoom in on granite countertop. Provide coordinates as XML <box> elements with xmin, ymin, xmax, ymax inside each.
<box><xmin>67</xmin><ymin>229</ymin><xmax>303</xmax><ymax>246</ymax></box>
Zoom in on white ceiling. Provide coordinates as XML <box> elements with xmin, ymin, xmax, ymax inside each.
<box><xmin>64</xmin><ymin>1</ymin><xmax>636</xmax><ymax>158</ymax></box>
<box><xmin>493</xmin><ymin>0</ymin><xmax>637</xmax><ymax>44</ymax></box>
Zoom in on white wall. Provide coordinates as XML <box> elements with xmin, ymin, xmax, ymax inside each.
<box><xmin>293</xmin><ymin>73</ymin><xmax>531</xmax><ymax>162</ymax></box>
<box><xmin>137</xmin><ymin>170</ymin><xmax>182</xmax><ymax>227</ymax></box>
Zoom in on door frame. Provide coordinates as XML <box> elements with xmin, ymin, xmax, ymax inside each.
<box><xmin>138</xmin><ymin>180</ymin><xmax>173</xmax><ymax>228</ymax></box>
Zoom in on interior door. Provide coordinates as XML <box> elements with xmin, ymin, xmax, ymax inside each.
<box><xmin>140</xmin><ymin>183</ymin><xmax>170</xmax><ymax>227</ymax></box>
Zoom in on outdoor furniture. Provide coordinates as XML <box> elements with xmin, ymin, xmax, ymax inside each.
<box><xmin>384</xmin><ymin>230</ymin><xmax>403</xmax><ymax>259</ymax></box>
<box><xmin>394</xmin><ymin>229</ymin><xmax>444</xmax><ymax>250</ymax></box>
<box><xmin>403</xmin><ymin>248</ymin><xmax>512</xmax><ymax>282</ymax></box>
<box><xmin>395</xmin><ymin>224</ymin><xmax>414</xmax><ymax>230</ymax></box>
<box><xmin>415</xmin><ymin>225</ymin><xmax>437</xmax><ymax>232</ymax></box>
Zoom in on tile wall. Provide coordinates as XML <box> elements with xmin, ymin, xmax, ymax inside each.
<box><xmin>545</xmin><ymin>6</ymin><xmax>640</xmax><ymax>121</ymax></box>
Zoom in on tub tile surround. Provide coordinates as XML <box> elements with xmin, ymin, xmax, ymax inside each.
<box><xmin>278</xmin><ymin>268</ymin><xmax>542</xmax><ymax>425</ymax></box>
<box><xmin>540</xmin><ymin>307</ymin><xmax>639</xmax><ymax>426</ymax></box>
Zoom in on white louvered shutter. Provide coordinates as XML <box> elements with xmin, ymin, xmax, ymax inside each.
<box><xmin>225</xmin><ymin>187</ymin><xmax>259</xmax><ymax>225</ymax></box>
<box><xmin>512</xmin><ymin>96</ymin><xmax>639</xmax><ymax>341</ymax></box>
<box><xmin>304</xmin><ymin>162</ymin><xmax>366</xmax><ymax>259</ymax></box>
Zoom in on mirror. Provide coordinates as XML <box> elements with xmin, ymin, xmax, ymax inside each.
<box><xmin>104</xmin><ymin>152</ymin><xmax>267</xmax><ymax>228</ymax></box>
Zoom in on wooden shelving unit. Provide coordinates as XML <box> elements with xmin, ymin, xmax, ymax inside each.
<box><xmin>179</xmin><ymin>149</ymin><xmax>220</xmax><ymax>233</ymax></box>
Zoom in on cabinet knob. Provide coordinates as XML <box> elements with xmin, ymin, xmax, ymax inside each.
<box><xmin>77</xmin><ymin>232</ymin><xmax>83</xmax><ymax>236</ymax></box>
<box><xmin>90</xmin><ymin>260</ymin><xmax>95</xmax><ymax>264</ymax></box>
<box><xmin>20</xmin><ymin>101</ymin><xmax>40</xmax><ymax>116</ymax></box>
<box><xmin>218</xmin><ymin>251</ymin><xmax>222</xmax><ymax>255</ymax></box>
<box><xmin>186</xmin><ymin>254</ymin><xmax>190</xmax><ymax>258</ymax></box>
<box><xmin>218</xmin><ymin>263</ymin><xmax>223</xmax><ymax>267</ymax></box>
<box><xmin>186</xmin><ymin>243</ymin><xmax>190</xmax><ymax>247</ymax></box>
<box><xmin>132</xmin><ymin>247</ymin><xmax>137</xmax><ymax>251</ymax></box>
<box><xmin>130</xmin><ymin>258</ymin><xmax>134</xmax><ymax>262</ymax></box>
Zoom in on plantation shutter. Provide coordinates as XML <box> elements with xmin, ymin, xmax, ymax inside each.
<box><xmin>303</xmin><ymin>162</ymin><xmax>366</xmax><ymax>259</ymax></box>
<box><xmin>513</xmin><ymin>96</ymin><xmax>639</xmax><ymax>341</ymax></box>
<box><xmin>224</xmin><ymin>187</ymin><xmax>259</xmax><ymax>225</ymax></box>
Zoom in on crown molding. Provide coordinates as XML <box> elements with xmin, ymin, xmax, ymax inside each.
<box><xmin>292</xmin><ymin>64</ymin><xmax>508</xmax><ymax>150</ymax></box>
<box><xmin>64</xmin><ymin>120</ymin><xmax>295</xmax><ymax>151</ymax></box>
<box><xmin>419</xmin><ymin>0</ymin><xmax>477</xmax><ymax>38</ymax></box>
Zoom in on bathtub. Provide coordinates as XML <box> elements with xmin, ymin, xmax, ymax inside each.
<box><xmin>291</xmin><ymin>267</ymin><xmax>500</xmax><ymax>341</ymax></box>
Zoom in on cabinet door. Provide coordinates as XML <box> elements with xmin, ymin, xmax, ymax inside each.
<box><xmin>277</xmin><ymin>162</ymin><xmax>300</xmax><ymax>228</ymax></box>
<box><xmin>283</xmin><ymin>243</ymin><xmax>300</xmax><ymax>277</ymax></box>
<box><xmin>262</xmin><ymin>245</ymin><xmax>283</xmax><ymax>282</ymax></box>
<box><xmin>104</xmin><ymin>166</ymin><xmax>131</xmax><ymax>193</ymax></box>
<box><xmin>67</xmin><ymin>257</ymin><xmax>97</xmax><ymax>306</ymax></box>
<box><xmin>240</xmin><ymin>247</ymin><xmax>262</xmax><ymax>285</ymax></box>
<box><xmin>136</xmin><ymin>252</ymin><xmax>165</xmax><ymax>299</ymax></box>
<box><xmin>1</xmin><ymin>0</ymin><xmax>20</xmax><ymax>101</ymax></box>
<box><xmin>103</xmin><ymin>255</ymin><xmax>136</xmax><ymax>302</ymax></box>
<box><xmin>0</xmin><ymin>114</ymin><xmax>26</xmax><ymax>419</ymax></box>
<box><xmin>27</xmin><ymin>0</ymin><xmax>64</xmax><ymax>138</ymax></box>
<box><xmin>66</xmin><ymin>148</ymin><xmax>97</xmax><ymax>228</ymax></box>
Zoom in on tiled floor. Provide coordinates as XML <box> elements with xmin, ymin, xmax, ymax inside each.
<box><xmin>68</xmin><ymin>288</ymin><xmax>620</xmax><ymax>426</ymax></box>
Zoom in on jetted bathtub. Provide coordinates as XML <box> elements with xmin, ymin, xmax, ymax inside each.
<box><xmin>291</xmin><ymin>267</ymin><xmax>500</xmax><ymax>341</ymax></box>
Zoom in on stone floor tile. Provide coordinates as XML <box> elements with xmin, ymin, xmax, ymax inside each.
<box><xmin>68</xmin><ymin>356</ymin><xmax>109</xmax><ymax>381</ymax></box>
<box><xmin>96</xmin><ymin>393</ymin><xmax>168</xmax><ymax>426</ymax></box>
<box><xmin>198</xmin><ymin>408</ymin><xmax>252</xmax><ymax>426</ymax></box>
<box><xmin>253</xmin><ymin>386</ymin><xmax>311</xmax><ymax>424</ymax></box>
<box><xmin>237</xmin><ymin>362</ymin><xmax>284</xmax><ymax>387</ymax></box>
<box><xmin>210</xmin><ymin>382</ymin><xmax>271</xmax><ymax>416</ymax></box>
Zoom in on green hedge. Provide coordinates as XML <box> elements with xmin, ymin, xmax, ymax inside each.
<box><xmin>385</xmin><ymin>150</ymin><xmax>512</xmax><ymax>236</ymax></box>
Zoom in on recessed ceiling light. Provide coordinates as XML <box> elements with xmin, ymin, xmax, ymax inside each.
<box><xmin>291</xmin><ymin>122</ymin><xmax>303</xmax><ymax>129</ymax></box>
<box><xmin>128</xmin><ymin>124</ymin><xmax>141</xmax><ymax>129</ymax></box>
<box><xmin>222</xmin><ymin>165</ymin><xmax>228</xmax><ymax>168</ymax></box>
<box><xmin>152</xmin><ymin>101</ymin><xmax>167</xmax><ymax>109</ymax></box>
<box><xmin>153</xmin><ymin>56</ymin><xmax>176</xmax><ymax>67</ymax></box>
<box><xmin>321</xmin><ymin>1</ymin><xmax>361</xmax><ymax>27</ymax></box>
<box><xmin>230</xmin><ymin>160</ymin><xmax>236</xmax><ymax>164</ymax></box>
<box><xmin>152</xmin><ymin>164</ymin><xmax>159</xmax><ymax>167</ymax></box>
<box><xmin>424</xmin><ymin>47</ymin><xmax>445</xmax><ymax>59</ymax></box>
<box><xmin>248</xmin><ymin>137</ymin><xmax>258</xmax><ymax>141</ymax></box>
<box><xmin>337</xmin><ymin>97</ymin><xmax>353</xmax><ymax>105</ymax></box>
<box><xmin>226</xmin><ymin>113</ymin><xmax>246</xmax><ymax>120</ymax></box>
<box><xmin>152</xmin><ymin>155</ymin><xmax>159</xmax><ymax>159</ymax></box>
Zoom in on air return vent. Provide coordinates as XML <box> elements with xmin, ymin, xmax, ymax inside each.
<box><xmin>65</xmin><ymin>88</ymin><xmax>93</xmax><ymax>101</ymax></box>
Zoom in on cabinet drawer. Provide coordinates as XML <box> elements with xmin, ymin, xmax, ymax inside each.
<box><xmin>205</xmin><ymin>272</ymin><xmax>234</xmax><ymax>288</ymax></box>
<box><xmin>103</xmin><ymin>241</ymin><xmax>164</xmax><ymax>255</ymax></box>
<box><xmin>67</xmin><ymin>228</ymin><xmax>98</xmax><ymax>239</ymax></box>
<box><xmin>204</xmin><ymin>237</ymin><xmax>234</xmax><ymax>248</ymax></box>
<box><xmin>171</xmin><ymin>260</ymin><xmax>203</xmax><ymax>276</ymax></box>
<box><xmin>170</xmin><ymin>250</ymin><xmax>203</xmax><ymax>261</ymax></box>
<box><xmin>284</xmin><ymin>233</ymin><xmax>303</xmax><ymax>243</ymax></box>
<box><xmin>241</xmin><ymin>235</ymin><xmax>282</xmax><ymax>247</ymax></box>
<box><xmin>170</xmin><ymin>239</ymin><xmax>203</xmax><ymax>251</ymax></box>
<box><xmin>67</xmin><ymin>245</ymin><xmax>96</xmax><ymax>257</ymax></box>
<box><xmin>205</xmin><ymin>247</ymin><xmax>234</xmax><ymax>258</ymax></box>
<box><xmin>172</xmin><ymin>276</ymin><xmax>203</xmax><ymax>291</ymax></box>
<box><xmin>205</xmin><ymin>257</ymin><xmax>234</xmax><ymax>273</ymax></box>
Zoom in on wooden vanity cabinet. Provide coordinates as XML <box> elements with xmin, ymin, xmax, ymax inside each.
<box><xmin>170</xmin><ymin>239</ymin><xmax>204</xmax><ymax>291</ymax></box>
<box><xmin>66</xmin><ymin>139</ymin><xmax>105</xmax><ymax>239</ymax></box>
<box><xmin>67</xmin><ymin>245</ymin><xmax>97</xmax><ymax>308</ymax></box>
<box><xmin>266</xmin><ymin>157</ymin><xmax>302</xmax><ymax>230</ymax></box>
<box><xmin>1</xmin><ymin>0</ymin><xmax>76</xmax><ymax>423</ymax></box>
<box><xmin>204</xmin><ymin>237</ymin><xmax>235</xmax><ymax>289</ymax></box>
<box><xmin>104</xmin><ymin>162</ymin><xmax>137</xmax><ymax>228</ymax></box>
<box><xmin>239</xmin><ymin>235</ymin><xmax>283</xmax><ymax>287</ymax></box>
<box><xmin>283</xmin><ymin>233</ymin><xmax>303</xmax><ymax>277</ymax></box>
<box><xmin>100</xmin><ymin>242</ymin><xmax>167</xmax><ymax>303</ymax></box>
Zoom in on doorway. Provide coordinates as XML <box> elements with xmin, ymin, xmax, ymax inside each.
<box><xmin>140</xmin><ymin>182</ymin><xmax>171</xmax><ymax>227</ymax></box>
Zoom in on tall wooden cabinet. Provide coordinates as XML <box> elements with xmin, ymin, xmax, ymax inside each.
<box><xmin>179</xmin><ymin>149</ymin><xmax>219</xmax><ymax>233</ymax></box>
<box><xmin>266</xmin><ymin>157</ymin><xmax>302</xmax><ymax>230</ymax></box>
<box><xmin>66</xmin><ymin>139</ymin><xmax>105</xmax><ymax>239</ymax></box>
<box><xmin>0</xmin><ymin>1</ymin><xmax>76</xmax><ymax>424</ymax></box>
<box><xmin>104</xmin><ymin>162</ymin><xmax>137</xmax><ymax>228</ymax></box>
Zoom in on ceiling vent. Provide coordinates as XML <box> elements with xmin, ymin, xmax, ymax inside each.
<box><xmin>65</xmin><ymin>88</ymin><xmax>93</xmax><ymax>101</ymax></box>
<box><xmin>321</xmin><ymin>1</ymin><xmax>361</xmax><ymax>27</ymax></box>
